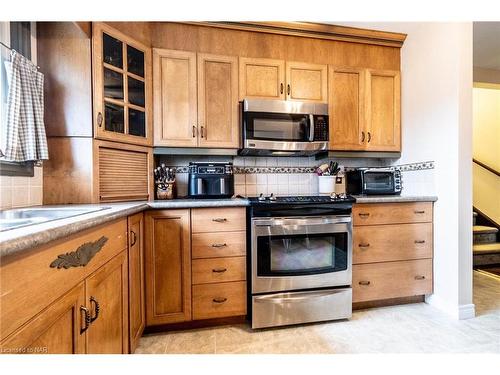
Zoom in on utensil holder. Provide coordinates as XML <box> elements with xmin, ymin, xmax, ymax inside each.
<box><xmin>318</xmin><ymin>175</ymin><xmax>336</xmax><ymax>195</ymax></box>
<box><xmin>156</xmin><ymin>183</ymin><xmax>174</xmax><ymax>200</ymax></box>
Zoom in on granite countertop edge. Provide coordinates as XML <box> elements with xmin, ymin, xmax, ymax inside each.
<box><xmin>1</xmin><ymin>196</ymin><xmax>437</xmax><ymax>258</ymax></box>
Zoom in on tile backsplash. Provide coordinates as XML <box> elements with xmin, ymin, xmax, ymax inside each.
<box><xmin>156</xmin><ymin>155</ymin><xmax>436</xmax><ymax>198</ymax></box>
<box><xmin>0</xmin><ymin>166</ymin><xmax>43</xmax><ymax>209</ymax></box>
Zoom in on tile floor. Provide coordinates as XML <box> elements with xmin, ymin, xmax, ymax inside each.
<box><xmin>135</xmin><ymin>271</ymin><xmax>500</xmax><ymax>354</ymax></box>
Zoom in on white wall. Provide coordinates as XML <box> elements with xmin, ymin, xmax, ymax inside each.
<box><xmin>335</xmin><ymin>22</ymin><xmax>475</xmax><ymax>319</ymax></box>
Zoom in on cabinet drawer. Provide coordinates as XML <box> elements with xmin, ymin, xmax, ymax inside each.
<box><xmin>192</xmin><ymin>231</ymin><xmax>246</xmax><ymax>259</ymax></box>
<box><xmin>192</xmin><ymin>281</ymin><xmax>247</xmax><ymax>320</ymax></box>
<box><xmin>0</xmin><ymin>219</ymin><xmax>127</xmax><ymax>341</ymax></box>
<box><xmin>353</xmin><ymin>223</ymin><xmax>433</xmax><ymax>264</ymax></box>
<box><xmin>353</xmin><ymin>259</ymin><xmax>433</xmax><ymax>303</ymax></box>
<box><xmin>353</xmin><ymin>202</ymin><xmax>432</xmax><ymax>226</ymax></box>
<box><xmin>192</xmin><ymin>257</ymin><xmax>246</xmax><ymax>285</ymax></box>
<box><xmin>191</xmin><ymin>208</ymin><xmax>246</xmax><ymax>233</ymax></box>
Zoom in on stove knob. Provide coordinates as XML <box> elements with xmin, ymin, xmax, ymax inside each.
<box><xmin>268</xmin><ymin>193</ymin><xmax>277</xmax><ymax>201</ymax></box>
<box><xmin>330</xmin><ymin>192</ymin><xmax>338</xmax><ymax>200</ymax></box>
<box><xmin>258</xmin><ymin>193</ymin><xmax>265</xmax><ymax>201</ymax></box>
<box><xmin>339</xmin><ymin>193</ymin><xmax>347</xmax><ymax>200</ymax></box>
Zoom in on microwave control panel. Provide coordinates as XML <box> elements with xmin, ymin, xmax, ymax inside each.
<box><xmin>313</xmin><ymin>115</ymin><xmax>329</xmax><ymax>141</ymax></box>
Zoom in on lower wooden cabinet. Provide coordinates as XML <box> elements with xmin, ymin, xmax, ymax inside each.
<box><xmin>145</xmin><ymin>210</ymin><xmax>192</xmax><ymax>325</ymax></box>
<box><xmin>0</xmin><ymin>282</ymin><xmax>86</xmax><ymax>354</ymax></box>
<box><xmin>128</xmin><ymin>213</ymin><xmax>145</xmax><ymax>352</ymax></box>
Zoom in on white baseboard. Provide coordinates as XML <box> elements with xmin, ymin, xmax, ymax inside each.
<box><xmin>425</xmin><ymin>295</ymin><xmax>476</xmax><ymax>320</ymax></box>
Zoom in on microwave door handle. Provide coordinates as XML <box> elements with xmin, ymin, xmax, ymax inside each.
<box><xmin>309</xmin><ymin>114</ymin><xmax>314</xmax><ymax>141</ymax></box>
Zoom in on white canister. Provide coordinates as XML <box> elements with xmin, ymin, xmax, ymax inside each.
<box><xmin>318</xmin><ymin>175</ymin><xmax>336</xmax><ymax>195</ymax></box>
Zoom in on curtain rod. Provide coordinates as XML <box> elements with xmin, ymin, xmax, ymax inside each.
<box><xmin>0</xmin><ymin>41</ymin><xmax>40</xmax><ymax>69</ymax></box>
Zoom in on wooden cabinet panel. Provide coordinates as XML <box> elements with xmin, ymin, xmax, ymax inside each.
<box><xmin>192</xmin><ymin>281</ymin><xmax>247</xmax><ymax>320</ymax></box>
<box><xmin>0</xmin><ymin>219</ymin><xmax>127</xmax><ymax>342</ymax></box>
<box><xmin>353</xmin><ymin>259</ymin><xmax>433</xmax><ymax>303</ymax></box>
<box><xmin>153</xmin><ymin>49</ymin><xmax>198</xmax><ymax>147</ymax></box>
<box><xmin>191</xmin><ymin>207</ymin><xmax>246</xmax><ymax>233</ymax></box>
<box><xmin>86</xmin><ymin>251</ymin><xmax>129</xmax><ymax>354</ymax></box>
<box><xmin>328</xmin><ymin>66</ymin><xmax>365</xmax><ymax>150</ymax></box>
<box><xmin>192</xmin><ymin>231</ymin><xmax>246</xmax><ymax>259</ymax></box>
<box><xmin>96</xmin><ymin>141</ymin><xmax>153</xmax><ymax>202</ymax></box>
<box><xmin>197</xmin><ymin>53</ymin><xmax>240</xmax><ymax>148</ymax></box>
<box><xmin>192</xmin><ymin>256</ymin><xmax>246</xmax><ymax>285</ymax></box>
<box><xmin>0</xmin><ymin>283</ymin><xmax>86</xmax><ymax>354</ymax></box>
<box><xmin>286</xmin><ymin>61</ymin><xmax>327</xmax><ymax>103</ymax></box>
<box><xmin>365</xmin><ymin>69</ymin><xmax>401</xmax><ymax>151</ymax></box>
<box><xmin>353</xmin><ymin>202</ymin><xmax>433</xmax><ymax>226</ymax></box>
<box><xmin>239</xmin><ymin>57</ymin><xmax>285</xmax><ymax>100</ymax></box>
<box><xmin>145</xmin><ymin>210</ymin><xmax>192</xmax><ymax>325</ymax></box>
<box><xmin>353</xmin><ymin>223</ymin><xmax>433</xmax><ymax>264</ymax></box>
<box><xmin>128</xmin><ymin>213</ymin><xmax>145</xmax><ymax>353</ymax></box>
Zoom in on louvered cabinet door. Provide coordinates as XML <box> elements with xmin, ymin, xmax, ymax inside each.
<box><xmin>95</xmin><ymin>140</ymin><xmax>153</xmax><ymax>202</ymax></box>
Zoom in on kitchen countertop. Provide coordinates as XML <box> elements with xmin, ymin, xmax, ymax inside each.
<box><xmin>0</xmin><ymin>198</ymin><xmax>249</xmax><ymax>258</ymax></box>
<box><xmin>1</xmin><ymin>195</ymin><xmax>437</xmax><ymax>258</ymax></box>
<box><xmin>353</xmin><ymin>195</ymin><xmax>438</xmax><ymax>203</ymax></box>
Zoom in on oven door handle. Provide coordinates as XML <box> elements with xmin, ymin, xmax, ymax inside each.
<box><xmin>254</xmin><ymin>290</ymin><xmax>345</xmax><ymax>304</ymax></box>
<box><xmin>253</xmin><ymin>216</ymin><xmax>352</xmax><ymax>227</ymax></box>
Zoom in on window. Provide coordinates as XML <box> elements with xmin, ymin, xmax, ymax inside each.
<box><xmin>0</xmin><ymin>22</ymin><xmax>37</xmax><ymax>176</ymax></box>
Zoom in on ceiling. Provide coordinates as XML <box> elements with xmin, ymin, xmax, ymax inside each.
<box><xmin>473</xmin><ymin>22</ymin><xmax>500</xmax><ymax>70</ymax></box>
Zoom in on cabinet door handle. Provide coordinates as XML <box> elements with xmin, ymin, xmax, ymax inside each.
<box><xmin>361</xmin><ymin>131</ymin><xmax>365</xmax><ymax>142</ymax></box>
<box><xmin>414</xmin><ymin>240</ymin><xmax>426</xmax><ymax>244</ymax></box>
<box><xmin>280</xmin><ymin>83</ymin><xmax>284</xmax><ymax>94</ymax></box>
<box><xmin>358</xmin><ymin>213</ymin><xmax>370</xmax><ymax>217</ymax></box>
<box><xmin>287</xmin><ymin>84</ymin><xmax>291</xmax><ymax>96</ymax></box>
<box><xmin>358</xmin><ymin>280</ymin><xmax>371</xmax><ymax>286</ymax></box>
<box><xmin>90</xmin><ymin>296</ymin><xmax>100</xmax><ymax>323</ymax></box>
<box><xmin>211</xmin><ymin>243</ymin><xmax>227</xmax><ymax>248</ymax></box>
<box><xmin>212</xmin><ymin>218</ymin><xmax>227</xmax><ymax>223</ymax></box>
<box><xmin>192</xmin><ymin>126</ymin><xmax>197</xmax><ymax>138</ymax></box>
<box><xmin>130</xmin><ymin>230</ymin><xmax>137</xmax><ymax>247</ymax></box>
<box><xmin>80</xmin><ymin>306</ymin><xmax>91</xmax><ymax>334</ymax></box>
<box><xmin>415</xmin><ymin>275</ymin><xmax>426</xmax><ymax>280</ymax></box>
<box><xmin>358</xmin><ymin>243</ymin><xmax>370</xmax><ymax>248</ymax></box>
<box><xmin>213</xmin><ymin>297</ymin><xmax>227</xmax><ymax>303</ymax></box>
<box><xmin>200</xmin><ymin>126</ymin><xmax>205</xmax><ymax>138</ymax></box>
<box><xmin>414</xmin><ymin>210</ymin><xmax>426</xmax><ymax>214</ymax></box>
<box><xmin>97</xmin><ymin>112</ymin><xmax>103</xmax><ymax>127</ymax></box>
<box><xmin>367</xmin><ymin>132</ymin><xmax>371</xmax><ymax>143</ymax></box>
<box><xmin>212</xmin><ymin>268</ymin><xmax>227</xmax><ymax>273</ymax></box>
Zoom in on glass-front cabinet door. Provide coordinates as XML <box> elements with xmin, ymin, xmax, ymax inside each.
<box><xmin>92</xmin><ymin>23</ymin><xmax>152</xmax><ymax>146</ymax></box>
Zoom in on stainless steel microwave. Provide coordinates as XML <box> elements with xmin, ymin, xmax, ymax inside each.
<box><xmin>239</xmin><ymin>99</ymin><xmax>329</xmax><ymax>156</ymax></box>
<box><xmin>345</xmin><ymin>168</ymin><xmax>402</xmax><ymax>195</ymax></box>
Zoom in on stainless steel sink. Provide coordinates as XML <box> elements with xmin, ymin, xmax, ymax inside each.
<box><xmin>0</xmin><ymin>206</ymin><xmax>111</xmax><ymax>232</ymax></box>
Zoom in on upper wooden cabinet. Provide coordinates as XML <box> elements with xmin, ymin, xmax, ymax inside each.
<box><xmin>328</xmin><ymin>66</ymin><xmax>365</xmax><ymax>151</ymax></box>
<box><xmin>239</xmin><ymin>58</ymin><xmax>327</xmax><ymax>103</ymax></box>
<box><xmin>329</xmin><ymin>67</ymin><xmax>401</xmax><ymax>152</ymax></box>
<box><xmin>153</xmin><ymin>49</ymin><xmax>239</xmax><ymax>148</ymax></box>
<box><xmin>286</xmin><ymin>61</ymin><xmax>328</xmax><ymax>103</ymax></box>
<box><xmin>239</xmin><ymin>57</ymin><xmax>285</xmax><ymax>100</ymax></box>
<box><xmin>365</xmin><ymin>69</ymin><xmax>401</xmax><ymax>152</ymax></box>
<box><xmin>93</xmin><ymin>23</ymin><xmax>153</xmax><ymax>147</ymax></box>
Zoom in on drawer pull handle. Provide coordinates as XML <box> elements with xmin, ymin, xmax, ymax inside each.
<box><xmin>212</xmin><ymin>268</ymin><xmax>227</xmax><ymax>273</ymax></box>
<box><xmin>414</xmin><ymin>210</ymin><xmax>426</xmax><ymax>214</ymax></box>
<box><xmin>415</xmin><ymin>275</ymin><xmax>426</xmax><ymax>280</ymax></box>
<box><xmin>213</xmin><ymin>297</ymin><xmax>227</xmax><ymax>303</ymax></box>
<box><xmin>358</xmin><ymin>243</ymin><xmax>370</xmax><ymax>248</ymax></box>
<box><xmin>414</xmin><ymin>240</ymin><xmax>426</xmax><ymax>244</ymax></box>
<box><xmin>212</xmin><ymin>218</ymin><xmax>227</xmax><ymax>223</ymax></box>
<box><xmin>90</xmin><ymin>296</ymin><xmax>100</xmax><ymax>323</ymax></box>
<box><xmin>358</xmin><ymin>213</ymin><xmax>370</xmax><ymax>217</ymax></box>
<box><xmin>80</xmin><ymin>306</ymin><xmax>91</xmax><ymax>334</ymax></box>
<box><xmin>358</xmin><ymin>280</ymin><xmax>371</xmax><ymax>286</ymax></box>
<box><xmin>211</xmin><ymin>243</ymin><xmax>227</xmax><ymax>248</ymax></box>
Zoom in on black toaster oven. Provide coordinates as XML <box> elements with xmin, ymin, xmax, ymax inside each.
<box><xmin>345</xmin><ymin>168</ymin><xmax>402</xmax><ymax>195</ymax></box>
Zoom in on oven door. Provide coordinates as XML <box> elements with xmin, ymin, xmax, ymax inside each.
<box><xmin>362</xmin><ymin>171</ymin><xmax>395</xmax><ymax>194</ymax></box>
<box><xmin>251</xmin><ymin>215</ymin><xmax>352</xmax><ymax>294</ymax></box>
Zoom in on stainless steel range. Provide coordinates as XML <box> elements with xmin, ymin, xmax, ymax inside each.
<box><xmin>248</xmin><ymin>194</ymin><xmax>354</xmax><ymax>329</ymax></box>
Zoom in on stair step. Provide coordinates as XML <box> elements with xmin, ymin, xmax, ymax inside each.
<box><xmin>473</xmin><ymin>225</ymin><xmax>499</xmax><ymax>234</ymax></box>
<box><xmin>473</xmin><ymin>242</ymin><xmax>500</xmax><ymax>255</ymax></box>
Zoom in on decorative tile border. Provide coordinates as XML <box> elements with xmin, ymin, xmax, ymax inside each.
<box><xmin>397</xmin><ymin>161</ymin><xmax>435</xmax><ymax>172</ymax></box>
